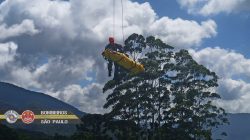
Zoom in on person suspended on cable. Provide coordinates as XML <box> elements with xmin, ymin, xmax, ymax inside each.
<box><xmin>104</xmin><ymin>37</ymin><xmax>125</xmax><ymax>79</ymax></box>
<box><xmin>102</xmin><ymin>0</ymin><xmax>144</xmax><ymax>79</ymax></box>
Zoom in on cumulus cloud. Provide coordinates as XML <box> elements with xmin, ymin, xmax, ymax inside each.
<box><xmin>36</xmin><ymin>57</ymin><xmax>95</xmax><ymax>91</ymax></box>
<box><xmin>217</xmin><ymin>79</ymin><xmax>248</xmax><ymax>100</ymax></box>
<box><xmin>54</xmin><ymin>83</ymin><xmax>108</xmax><ymax>114</ymax></box>
<box><xmin>0</xmin><ymin>19</ymin><xmax>39</xmax><ymax>40</ymax></box>
<box><xmin>189</xmin><ymin>47</ymin><xmax>250</xmax><ymax>113</ymax></box>
<box><xmin>0</xmin><ymin>42</ymin><xmax>17</xmax><ymax>66</ymax></box>
<box><xmin>86</xmin><ymin>0</ymin><xmax>217</xmax><ymax>48</ymax></box>
<box><xmin>216</xmin><ymin>79</ymin><xmax>250</xmax><ymax>113</ymax></box>
<box><xmin>189</xmin><ymin>47</ymin><xmax>250</xmax><ymax>78</ymax></box>
<box><xmin>177</xmin><ymin>0</ymin><xmax>250</xmax><ymax>16</ymax></box>
<box><xmin>0</xmin><ymin>0</ymin><xmax>218</xmax><ymax>113</ymax></box>
<box><xmin>149</xmin><ymin>18</ymin><xmax>217</xmax><ymax>48</ymax></box>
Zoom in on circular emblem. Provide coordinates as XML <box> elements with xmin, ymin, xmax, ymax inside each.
<box><xmin>4</xmin><ymin>110</ymin><xmax>19</xmax><ymax>124</ymax></box>
<box><xmin>21</xmin><ymin>110</ymin><xmax>35</xmax><ymax>124</ymax></box>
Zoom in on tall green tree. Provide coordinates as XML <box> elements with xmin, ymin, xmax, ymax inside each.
<box><xmin>103</xmin><ymin>33</ymin><xmax>228</xmax><ymax>140</ymax></box>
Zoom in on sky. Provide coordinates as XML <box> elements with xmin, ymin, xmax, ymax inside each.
<box><xmin>0</xmin><ymin>0</ymin><xmax>249</xmax><ymax>113</ymax></box>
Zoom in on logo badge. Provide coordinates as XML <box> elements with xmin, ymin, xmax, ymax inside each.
<box><xmin>4</xmin><ymin>110</ymin><xmax>19</xmax><ymax>124</ymax></box>
<box><xmin>21</xmin><ymin>110</ymin><xmax>35</xmax><ymax>124</ymax></box>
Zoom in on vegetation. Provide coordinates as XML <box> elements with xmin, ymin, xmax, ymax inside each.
<box><xmin>101</xmin><ymin>33</ymin><xmax>229</xmax><ymax>140</ymax></box>
<box><xmin>0</xmin><ymin>124</ymin><xmax>68</xmax><ymax>140</ymax></box>
<box><xmin>73</xmin><ymin>114</ymin><xmax>138</xmax><ymax>140</ymax></box>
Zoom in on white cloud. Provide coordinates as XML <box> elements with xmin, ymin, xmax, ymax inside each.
<box><xmin>80</xmin><ymin>0</ymin><xmax>217</xmax><ymax>48</ymax></box>
<box><xmin>189</xmin><ymin>47</ymin><xmax>250</xmax><ymax>78</ymax></box>
<box><xmin>9</xmin><ymin>66</ymin><xmax>42</xmax><ymax>88</ymax></box>
<box><xmin>189</xmin><ymin>47</ymin><xmax>250</xmax><ymax>113</ymax></box>
<box><xmin>0</xmin><ymin>42</ymin><xmax>17</xmax><ymax>67</ymax></box>
<box><xmin>55</xmin><ymin>83</ymin><xmax>107</xmax><ymax>114</ymax></box>
<box><xmin>216</xmin><ymin>79</ymin><xmax>250</xmax><ymax>113</ymax></box>
<box><xmin>218</xmin><ymin>79</ymin><xmax>246</xmax><ymax>100</ymax></box>
<box><xmin>149</xmin><ymin>18</ymin><xmax>217</xmax><ymax>48</ymax></box>
<box><xmin>2</xmin><ymin>56</ymin><xmax>95</xmax><ymax>91</ymax></box>
<box><xmin>36</xmin><ymin>57</ymin><xmax>95</xmax><ymax>91</ymax></box>
<box><xmin>177</xmin><ymin>0</ymin><xmax>250</xmax><ymax>16</ymax></box>
<box><xmin>0</xmin><ymin>19</ymin><xmax>39</xmax><ymax>40</ymax></box>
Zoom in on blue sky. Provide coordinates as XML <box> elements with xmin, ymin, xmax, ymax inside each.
<box><xmin>135</xmin><ymin>0</ymin><xmax>250</xmax><ymax>57</ymax></box>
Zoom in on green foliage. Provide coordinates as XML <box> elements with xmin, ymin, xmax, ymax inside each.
<box><xmin>73</xmin><ymin>114</ymin><xmax>138</xmax><ymax>140</ymax></box>
<box><xmin>103</xmin><ymin>33</ymin><xmax>229</xmax><ymax>140</ymax></box>
<box><xmin>0</xmin><ymin>124</ymin><xmax>19</xmax><ymax>140</ymax></box>
<box><xmin>0</xmin><ymin>124</ymin><xmax>74</xmax><ymax>140</ymax></box>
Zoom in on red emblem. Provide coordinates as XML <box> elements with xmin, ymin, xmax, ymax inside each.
<box><xmin>21</xmin><ymin>110</ymin><xmax>35</xmax><ymax>124</ymax></box>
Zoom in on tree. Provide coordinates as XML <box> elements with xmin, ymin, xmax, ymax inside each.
<box><xmin>0</xmin><ymin>124</ymin><xmax>54</xmax><ymax>140</ymax></box>
<box><xmin>72</xmin><ymin>114</ymin><xmax>111</xmax><ymax>140</ymax></box>
<box><xmin>73</xmin><ymin>114</ymin><xmax>138</xmax><ymax>140</ymax></box>
<box><xmin>103</xmin><ymin>33</ymin><xmax>228</xmax><ymax>140</ymax></box>
<box><xmin>167</xmin><ymin>50</ymin><xmax>228</xmax><ymax>140</ymax></box>
<box><xmin>0</xmin><ymin>124</ymin><xmax>19</xmax><ymax>140</ymax></box>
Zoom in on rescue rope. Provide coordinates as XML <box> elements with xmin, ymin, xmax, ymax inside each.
<box><xmin>112</xmin><ymin>0</ymin><xmax>125</xmax><ymax>44</ymax></box>
<box><xmin>121</xmin><ymin>0</ymin><xmax>125</xmax><ymax>43</ymax></box>
<box><xmin>113</xmin><ymin>0</ymin><xmax>115</xmax><ymax>38</ymax></box>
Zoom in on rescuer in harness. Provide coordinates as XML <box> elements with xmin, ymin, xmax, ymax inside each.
<box><xmin>102</xmin><ymin>37</ymin><xmax>145</xmax><ymax>80</ymax></box>
<box><xmin>105</xmin><ymin>37</ymin><xmax>124</xmax><ymax>80</ymax></box>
